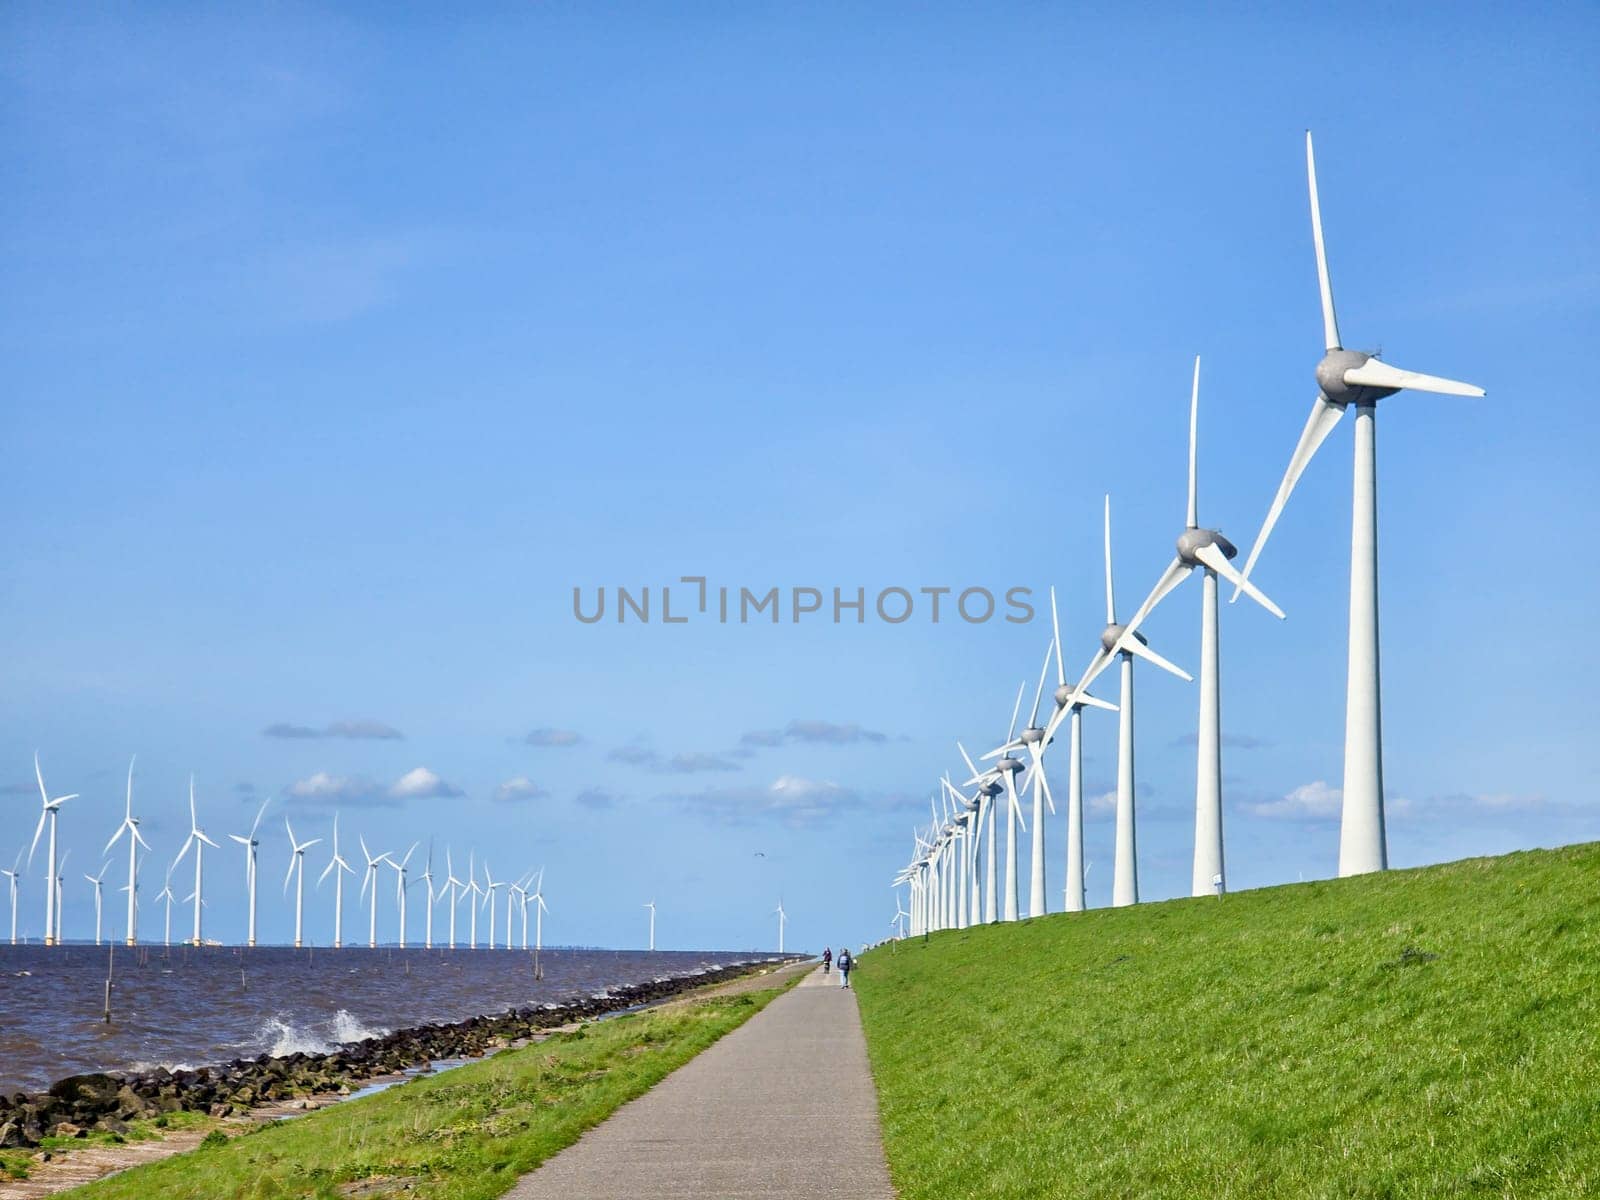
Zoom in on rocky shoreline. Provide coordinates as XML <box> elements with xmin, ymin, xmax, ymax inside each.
<box><xmin>0</xmin><ymin>957</ymin><xmax>799</xmax><ymax>1150</ymax></box>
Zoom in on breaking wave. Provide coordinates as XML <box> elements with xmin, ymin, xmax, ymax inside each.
<box><xmin>258</xmin><ymin>1009</ymin><xmax>388</xmax><ymax>1058</ymax></box>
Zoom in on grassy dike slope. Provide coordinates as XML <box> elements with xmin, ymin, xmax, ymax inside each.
<box><xmin>855</xmin><ymin>843</ymin><xmax>1600</xmax><ymax>1199</ymax></box>
<box><xmin>67</xmin><ymin>977</ymin><xmax>795</xmax><ymax>1199</ymax></box>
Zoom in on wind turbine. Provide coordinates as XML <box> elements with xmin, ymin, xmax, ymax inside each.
<box><xmin>1041</xmin><ymin>587</ymin><xmax>1118</xmax><ymax>913</ymax></box>
<box><xmin>531</xmin><ymin>869</ymin><xmax>549</xmax><ymax>955</ymax></box>
<box><xmin>156</xmin><ymin>863</ymin><xmax>177</xmax><ymax>948</ymax></box>
<box><xmin>482</xmin><ymin>862</ymin><xmax>505</xmax><ymax>950</ymax></box>
<box><xmin>318</xmin><ymin>813</ymin><xmax>355</xmax><ymax>949</ymax></box>
<box><xmin>228</xmin><ymin>799</ymin><xmax>271</xmax><ymax>948</ymax></box>
<box><xmin>85</xmin><ymin>862</ymin><xmax>110</xmax><ymax>946</ymax></box>
<box><xmin>510</xmin><ymin>872</ymin><xmax>532</xmax><ymax>950</ymax></box>
<box><xmin>964</xmin><ymin>687</ymin><xmax>1028</xmax><ymax>922</ymax></box>
<box><xmin>359</xmin><ymin>836</ymin><xmax>392</xmax><ymax>949</ymax></box>
<box><xmin>1233</xmin><ymin>132</ymin><xmax>1484</xmax><ymax>877</ymax></box>
<box><xmin>419</xmin><ymin>842</ymin><xmax>436</xmax><ymax>950</ymax></box>
<box><xmin>644</xmin><ymin>899</ymin><xmax>656</xmax><ymax>951</ymax></box>
<box><xmin>52</xmin><ymin>850</ymin><xmax>70</xmax><ymax>944</ymax></box>
<box><xmin>173</xmin><ymin>776</ymin><xmax>221</xmax><ymax>946</ymax></box>
<box><xmin>284</xmin><ymin>819</ymin><xmax>322</xmax><ymax>948</ymax></box>
<box><xmin>28</xmin><ymin>753</ymin><xmax>78</xmax><ymax>947</ymax></box>
<box><xmin>774</xmin><ymin>898</ymin><xmax>787</xmax><ymax>953</ymax></box>
<box><xmin>1077</xmin><ymin>496</ymin><xmax>1194</xmax><ymax>907</ymax></box>
<box><xmin>463</xmin><ymin>851</ymin><xmax>483</xmax><ymax>949</ymax></box>
<box><xmin>2</xmin><ymin>851</ymin><xmax>20</xmax><ymax>945</ymax></box>
<box><xmin>955</xmin><ymin>745</ymin><xmax>1003</xmax><ymax>923</ymax></box>
<box><xmin>442</xmin><ymin>847</ymin><xmax>464</xmax><ymax>950</ymax></box>
<box><xmin>1116</xmin><ymin>359</ymin><xmax>1286</xmax><ymax>896</ymax></box>
<box><xmin>892</xmin><ymin>892</ymin><xmax>910</xmax><ymax>939</ymax></box>
<box><xmin>390</xmin><ymin>842</ymin><xmax>419</xmax><ymax>949</ymax></box>
<box><xmin>105</xmin><ymin>756</ymin><xmax>150</xmax><ymax>946</ymax></box>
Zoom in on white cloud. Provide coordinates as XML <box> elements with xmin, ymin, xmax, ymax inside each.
<box><xmin>494</xmin><ymin>776</ymin><xmax>548</xmax><ymax>804</ymax></box>
<box><xmin>284</xmin><ymin>771</ymin><xmax>389</xmax><ymax>806</ymax></box>
<box><xmin>669</xmin><ymin>774</ymin><xmax>861</xmax><ymax>828</ymax></box>
<box><xmin>1248</xmin><ymin>780</ymin><xmax>1343</xmax><ymax>821</ymax></box>
<box><xmin>390</xmin><ymin>766</ymin><xmax>462</xmax><ymax>800</ymax></box>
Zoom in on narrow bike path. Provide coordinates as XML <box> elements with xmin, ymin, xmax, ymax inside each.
<box><xmin>505</xmin><ymin>966</ymin><xmax>895</xmax><ymax>1199</ymax></box>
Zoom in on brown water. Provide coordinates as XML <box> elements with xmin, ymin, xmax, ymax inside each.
<box><xmin>0</xmin><ymin>943</ymin><xmax>775</xmax><ymax>1094</ymax></box>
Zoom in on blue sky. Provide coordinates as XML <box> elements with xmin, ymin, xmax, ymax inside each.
<box><xmin>3</xmin><ymin>4</ymin><xmax>1596</xmax><ymax>953</ymax></box>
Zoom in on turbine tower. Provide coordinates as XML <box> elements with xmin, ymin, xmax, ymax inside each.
<box><xmin>419</xmin><ymin>842</ymin><xmax>436</xmax><ymax>950</ymax></box>
<box><xmin>1041</xmin><ymin>587</ymin><xmax>1117</xmax><ymax>913</ymax></box>
<box><xmin>1234</xmin><ymin>132</ymin><xmax>1483</xmax><ymax>877</ymax></box>
<box><xmin>965</xmin><ymin>692</ymin><xmax>1029</xmax><ymax>922</ymax></box>
<box><xmin>318</xmin><ymin>813</ymin><xmax>355</xmax><ymax>949</ymax></box>
<box><xmin>284</xmin><ymin>819</ymin><xmax>322</xmax><ymax>948</ymax></box>
<box><xmin>442</xmin><ymin>847</ymin><xmax>464</xmax><ymax>950</ymax></box>
<box><xmin>173</xmin><ymin>776</ymin><xmax>220</xmax><ymax>946</ymax></box>
<box><xmin>774</xmin><ymin>898</ymin><xmax>787</xmax><ymax>953</ymax></box>
<box><xmin>156</xmin><ymin>863</ymin><xmax>177</xmax><ymax>947</ymax></box>
<box><xmin>1077</xmin><ymin>497</ymin><xmax>1193</xmax><ymax>907</ymax></box>
<box><xmin>464</xmin><ymin>852</ymin><xmax>483</xmax><ymax>948</ymax></box>
<box><xmin>27</xmin><ymin>753</ymin><xmax>78</xmax><ymax>947</ymax></box>
<box><xmin>1121</xmin><ymin>359</ymin><xmax>1286</xmax><ymax>896</ymax></box>
<box><xmin>105</xmin><ymin>756</ymin><xmax>149</xmax><ymax>946</ymax></box>
<box><xmin>228</xmin><ymin>800</ymin><xmax>271</xmax><ymax>948</ymax></box>
<box><xmin>531</xmin><ymin>869</ymin><xmax>549</xmax><ymax>955</ymax></box>
<box><xmin>644</xmin><ymin>899</ymin><xmax>656</xmax><ymax>950</ymax></box>
<box><xmin>482</xmin><ymin>862</ymin><xmax>505</xmax><ymax>950</ymax></box>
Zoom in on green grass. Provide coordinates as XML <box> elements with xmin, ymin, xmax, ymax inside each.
<box><xmin>69</xmin><ymin>979</ymin><xmax>792</xmax><ymax>1198</ymax></box>
<box><xmin>0</xmin><ymin>1110</ymin><xmax>211</xmax><ymax>1180</ymax></box>
<box><xmin>855</xmin><ymin>843</ymin><xmax>1600</xmax><ymax>1200</ymax></box>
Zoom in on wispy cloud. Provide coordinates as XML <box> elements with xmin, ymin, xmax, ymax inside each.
<box><xmin>576</xmin><ymin>787</ymin><xmax>621</xmax><ymax>810</ymax></box>
<box><xmin>523</xmin><ymin>728</ymin><xmax>583</xmax><ymax>748</ymax></box>
<box><xmin>665</xmin><ymin>774</ymin><xmax>861</xmax><ymax>828</ymax></box>
<box><xmin>284</xmin><ymin>765</ymin><xmax>461</xmax><ymax>807</ymax></box>
<box><xmin>607</xmin><ymin>745</ymin><xmax>742</xmax><ymax>774</ymax></box>
<box><xmin>740</xmin><ymin>719</ymin><xmax>889</xmax><ymax>748</ymax></box>
<box><xmin>1247</xmin><ymin>780</ymin><xmax>1343</xmax><ymax>821</ymax></box>
<box><xmin>1171</xmin><ymin>731</ymin><xmax>1270</xmax><ymax>750</ymax></box>
<box><xmin>264</xmin><ymin>719</ymin><xmax>405</xmax><ymax>741</ymax></box>
<box><xmin>494</xmin><ymin>776</ymin><xmax>548</xmax><ymax>804</ymax></box>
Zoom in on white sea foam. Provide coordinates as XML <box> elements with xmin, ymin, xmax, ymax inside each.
<box><xmin>257</xmin><ymin>1010</ymin><xmax>388</xmax><ymax>1057</ymax></box>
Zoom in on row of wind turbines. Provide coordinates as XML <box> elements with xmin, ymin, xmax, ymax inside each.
<box><xmin>895</xmin><ymin>132</ymin><xmax>1483</xmax><ymax>936</ymax></box>
<box><xmin>8</xmin><ymin>759</ymin><xmax>552</xmax><ymax>952</ymax></box>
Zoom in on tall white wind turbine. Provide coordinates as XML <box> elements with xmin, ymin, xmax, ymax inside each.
<box><xmin>173</xmin><ymin>777</ymin><xmax>221</xmax><ymax>946</ymax></box>
<box><xmin>464</xmin><ymin>851</ymin><xmax>483</xmax><ymax>949</ymax></box>
<box><xmin>2</xmin><ymin>851</ymin><xmax>20</xmax><ymax>945</ymax></box>
<box><xmin>228</xmin><ymin>799</ymin><xmax>270</xmax><ymax>948</ymax></box>
<box><xmin>1077</xmin><ymin>497</ymin><xmax>1193</xmax><ymax>907</ymax></box>
<box><xmin>85</xmin><ymin>862</ymin><xmax>110</xmax><ymax>946</ymax></box>
<box><xmin>532</xmin><ymin>869</ymin><xmax>549</xmax><ymax>955</ymax></box>
<box><xmin>956</xmin><ymin>743</ymin><xmax>1005</xmax><ymax>923</ymax></box>
<box><xmin>1041</xmin><ymin>588</ymin><xmax>1117</xmax><ymax>913</ymax></box>
<box><xmin>419</xmin><ymin>842</ymin><xmax>436</xmax><ymax>950</ymax></box>
<box><xmin>443</xmin><ymin>847</ymin><xmax>463</xmax><ymax>950</ymax></box>
<box><xmin>1233</xmin><ymin>132</ymin><xmax>1484</xmax><ymax>877</ymax></box>
<box><xmin>1118</xmin><ymin>359</ymin><xmax>1286</xmax><ymax>896</ymax></box>
<box><xmin>359</xmin><ymin>836</ymin><xmax>391</xmax><ymax>949</ymax></box>
<box><xmin>390</xmin><ymin>842</ymin><xmax>419</xmax><ymax>949</ymax></box>
<box><xmin>157</xmin><ymin>863</ymin><xmax>177</xmax><ymax>948</ymax></box>
<box><xmin>965</xmin><ymin>689</ymin><xmax>1029</xmax><ymax>922</ymax></box>
<box><xmin>52</xmin><ymin>850</ymin><xmax>70</xmax><ymax>945</ymax></box>
<box><xmin>482</xmin><ymin>861</ymin><xmax>505</xmax><ymax>950</ymax></box>
<box><xmin>284</xmin><ymin>819</ymin><xmax>322</xmax><ymax>948</ymax></box>
<box><xmin>644</xmin><ymin>899</ymin><xmax>656</xmax><ymax>951</ymax></box>
<box><xmin>28</xmin><ymin>753</ymin><xmax>78</xmax><ymax>947</ymax></box>
<box><xmin>774</xmin><ymin>899</ymin><xmax>787</xmax><ymax>953</ymax></box>
<box><xmin>318</xmin><ymin>813</ymin><xmax>355</xmax><ymax>949</ymax></box>
<box><xmin>105</xmin><ymin>756</ymin><xmax>150</xmax><ymax>946</ymax></box>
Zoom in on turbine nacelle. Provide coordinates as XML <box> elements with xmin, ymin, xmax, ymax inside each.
<box><xmin>1018</xmin><ymin>726</ymin><xmax>1045</xmax><ymax>747</ymax></box>
<box><xmin>994</xmin><ymin>757</ymin><xmax>1025</xmax><ymax>776</ymax></box>
<box><xmin>1176</xmin><ymin>527</ymin><xmax>1237</xmax><ymax>565</ymax></box>
<box><xmin>1099</xmin><ymin>624</ymin><xmax>1148</xmax><ymax>655</ymax></box>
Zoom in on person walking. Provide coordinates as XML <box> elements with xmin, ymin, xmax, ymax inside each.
<box><xmin>821</xmin><ymin>947</ymin><xmax>832</xmax><ymax>975</ymax></box>
<box><xmin>837</xmin><ymin>947</ymin><xmax>852</xmax><ymax>989</ymax></box>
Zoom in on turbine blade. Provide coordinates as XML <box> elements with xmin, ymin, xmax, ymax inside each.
<box><xmin>1122</xmin><ymin>635</ymin><xmax>1193</xmax><ymax>682</ymax></box>
<box><xmin>105</xmin><ymin>824</ymin><xmax>127</xmax><ymax>856</ymax></box>
<box><xmin>1187</xmin><ymin>355</ymin><xmax>1201</xmax><ymax>527</ymax></box>
<box><xmin>1038</xmin><ymin>767</ymin><xmax>1057</xmax><ymax>816</ymax></box>
<box><xmin>133</xmin><ymin>827</ymin><xmax>150</xmax><ymax>850</ymax></box>
<box><xmin>1006</xmin><ymin>679</ymin><xmax>1026</xmax><ymax>743</ymax></box>
<box><xmin>1005</xmin><ymin>772</ymin><xmax>1026</xmax><ymax>834</ymax></box>
<box><xmin>318</xmin><ymin>858</ymin><xmax>336</xmax><ymax>885</ymax></box>
<box><xmin>1103</xmin><ymin>495</ymin><xmax>1116</xmax><ymax>622</ymax></box>
<box><xmin>250</xmin><ymin>799</ymin><xmax>270</xmax><ymax>839</ymax></box>
<box><xmin>1341</xmin><ymin>358</ymin><xmax>1484</xmax><ymax>397</ymax></box>
<box><xmin>1120</xmin><ymin>556</ymin><xmax>1192</xmax><ymax>646</ymax></box>
<box><xmin>1194</xmin><ymin>541</ymin><xmax>1285</xmax><ymax>619</ymax></box>
<box><xmin>1074</xmin><ymin>648</ymin><xmax>1115</xmax><ymax>697</ymax></box>
<box><xmin>1075</xmin><ymin>688</ymin><xmax>1117</xmax><ymax>713</ymax></box>
<box><xmin>1049</xmin><ymin>587</ymin><xmax>1065</xmax><ymax>686</ymax></box>
<box><xmin>1233</xmin><ymin>395</ymin><xmax>1344</xmax><ymax>600</ymax></box>
<box><xmin>284</xmin><ymin>854</ymin><xmax>297</xmax><ymax>893</ymax></box>
<box><xmin>1028</xmin><ymin>639</ymin><xmax>1052</xmax><ymax>728</ymax></box>
<box><xmin>956</xmin><ymin>741</ymin><xmax>980</xmax><ymax>780</ymax></box>
<box><xmin>1307</xmin><ymin>130</ymin><xmax>1341</xmax><ymax>352</ymax></box>
<box><xmin>34</xmin><ymin>752</ymin><xmax>47</xmax><ymax>806</ymax></box>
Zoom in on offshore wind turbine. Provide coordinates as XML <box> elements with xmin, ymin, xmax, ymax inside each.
<box><xmin>419</xmin><ymin>842</ymin><xmax>436</xmax><ymax>949</ymax></box>
<box><xmin>390</xmin><ymin>842</ymin><xmax>419</xmax><ymax>949</ymax></box>
<box><xmin>156</xmin><ymin>863</ymin><xmax>177</xmax><ymax>948</ymax></box>
<box><xmin>173</xmin><ymin>777</ymin><xmax>221</xmax><ymax>946</ymax></box>
<box><xmin>774</xmin><ymin>898</ymin><xmax>787</xmax><ymax>953</ymax></box>
<box><xmin>482</xmin><ymin>862</ymin><xmax>505</xmax><ymax>950</ymax></box>
<box><xmin>105</xmin><ymin>756</ymin><xmax>150</xmax><ymax>945</ymax></box>
<box><xmin>284</xmin><ymin>819</ymin><xmax>322</xmax><ymax>949</ymax></box>
<box><xmin>1041</xmin><ymin>588</ymin><xmax>1117</xmax><ymax>913</ymax></box>
<box><xmin>1077</xmin><ymin>496</ymin><xmax>1194</xmax><ymax>907</ymax></box>
<box><xmin>2</xmin><ymin>851</ymin><xmax>20</xmax><ymax>944</ymax></box>
<box><xmin>28</xmin><ymin>753</ymin><xmax>78</xmax><ymax>947</ymax></box>
<box><xmin>464</xmin><ymin>852</ymin><xmax>483</xmax><ymax>949</ymax></box>
<box><xmin>644</xmin><ymin>899</ymin><xmax>656</xmax><ymax>951</ymax></box>
<box><xmin>1119</xmin><ymin>359</ymin><xmax>1286</xmax><ymax>896</ymax></box>
<box><xmin>531</xmin><ymin>869</ymin><xmax>549</xmax><ymax>955</ymax></box>
<box><xmin>359</xmin><ymin>836</ymin><xmax>391</xmax><ymax>949</ymax></box>
<box><xmin>1234</xmin><ymin>132</ymin><xmax>1484</xmax><ymax>877</ymax></box>
<box><xmin>228</xmin><ymin>799</ymin><xmax>271</xmax><ymax>948</ymax></box>
<box><xmin>52</xmin><ymin>850</ymin><xmax>70</xmax><ymax>945</ymax></box>
<box><xmin>442</xmin><ymin>848</ymin><xmax>463</xmax><ymax>950</ymax></box>
<box><xmin>85</xmin><ymin>862</ymin><xmax>110</xmax><ymax>945</ymax></box>
<box><xmin>318</xmin><ymin>813</ymin><xmax>355</xmax><ymax>949</ymax></box>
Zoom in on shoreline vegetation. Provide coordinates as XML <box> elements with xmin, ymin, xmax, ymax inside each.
<box><xmin>0</xmin><ymin>956</ymin><xmax>802</xmax><ymax>1192</ymax></box>
<box><xmin>856</xmin><ymin>844</ymin><xmax>1600</xmax><ymax>1199</ymax></box>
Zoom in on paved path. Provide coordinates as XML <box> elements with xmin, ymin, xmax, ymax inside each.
<box><xmin>506</xmin><ymin>966</ymin><xmax>896</xmax><ymax>1199</ymax></box>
